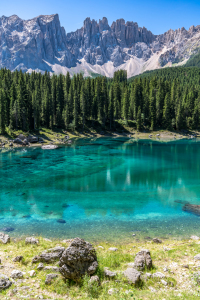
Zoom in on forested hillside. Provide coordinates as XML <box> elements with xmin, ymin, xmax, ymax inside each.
<box><xmin>0</xmin><ymin>67</ymin><xmax>200</xmax><ymax>134</ymax></box>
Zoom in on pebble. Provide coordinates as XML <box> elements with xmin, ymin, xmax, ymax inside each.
<box><xmin>108</xmin><ymin>247</ymin><xmax>118</xmax><ymax>251</ymax></box>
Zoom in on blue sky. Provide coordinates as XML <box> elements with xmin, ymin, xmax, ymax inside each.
<box><xmin>1</xmin><ymin>0</ymin><xmax>200</xmax><ymax>35</ymax></box>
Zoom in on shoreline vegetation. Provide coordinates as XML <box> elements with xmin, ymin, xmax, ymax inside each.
<box><xmin>1</xmin><ymin>235</ymin><xmax>200</xmax><ymax>299</ymax></box>
<box><xmin>0</xmin><ymin>127</ymin><xmax>200</xmax><ymax>149</ymax></box>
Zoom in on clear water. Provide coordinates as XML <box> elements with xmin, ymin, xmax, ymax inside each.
<box><xmin>1</xmin><ymin>137</ymin><xmax>200</xmax><ymax>243</ymax></box>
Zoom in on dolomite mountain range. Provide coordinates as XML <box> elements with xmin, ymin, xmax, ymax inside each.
<box><xmin>0</xmin><ymin>13</ymin><xmax>200</xmax><ymax>78</ymax></box>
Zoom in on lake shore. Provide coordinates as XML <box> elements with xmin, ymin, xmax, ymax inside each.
<box><xmin>0</xmin><ymin>235</ymin><xmax>200</xmax><ymax>299</ymax></box>
<box><xmin>0</xmin><ymin>128</ymin><xmax>200</xmax><ymax>149</ymax></box>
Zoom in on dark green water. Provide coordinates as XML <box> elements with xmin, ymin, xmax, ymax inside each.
<box><xmin>0</xmin><ymin>137</ymin><xmax>200</xmax><ymax>243</ymax></box>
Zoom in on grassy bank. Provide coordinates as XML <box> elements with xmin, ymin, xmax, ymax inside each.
<box><xmin>1</xmin><ymin>237</ymin><xmax>200</xmax><ymax>299</ymax></box>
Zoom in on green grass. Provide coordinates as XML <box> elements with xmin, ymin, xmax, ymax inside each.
<box><xmin>1</xmin><ymin>237</ymin><xmax>200</xmax><ymax>299</ymax></box>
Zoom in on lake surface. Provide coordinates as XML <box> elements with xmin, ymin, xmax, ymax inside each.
<box><xmin>0</xmin><ymin>137</ymin><xmax>200</xmax><ymax>243</ymax></box>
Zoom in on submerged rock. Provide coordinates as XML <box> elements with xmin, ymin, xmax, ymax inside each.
<box><xmin>0</xmin><ymin>232</ymin><xmax>10</xmax><ymax>244</ymax></box>
<box><xmin>183</xmin><ymin>203</ymin><xmax>200</xmax><ymax>216</ymax></box>
<box><xmin>59</xmin><ymin>237</ymin><xmax>98</xmax><ymax>282</ymax></box>
<box><xmin>1</xmin><ymin>227</ymin><xmax>14</xmax><ymax>232</ymax></box>
<box><xmin>57</xmin><ymin>219</ymin><xmax>66</xmax><ymax>224</ymax></box>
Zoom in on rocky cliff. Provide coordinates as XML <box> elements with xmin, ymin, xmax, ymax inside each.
<box><xmin>0</xmin><ymin>14</ymin><xmax>200</xmax><ymax>77</ymax></box>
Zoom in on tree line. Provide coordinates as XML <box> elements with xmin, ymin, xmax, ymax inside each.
<box><xmin>0</xmin><ymin>67</ymin><xmax>200</xmax><ymax>134</ymax></box>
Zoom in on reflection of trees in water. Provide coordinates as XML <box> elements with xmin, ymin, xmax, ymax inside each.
<box><xmin>1</xmin><ymin>139</ymin><xmax>200</xmax><ymax>219</ymax></box>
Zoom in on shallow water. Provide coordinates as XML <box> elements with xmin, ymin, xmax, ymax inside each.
<box><xmin>1</xmin><ymin>137</ymin><xmax>200</xmax><ymax>243</ymax></box>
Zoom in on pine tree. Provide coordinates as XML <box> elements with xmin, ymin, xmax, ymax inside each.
<box><xmin>80</xmin><ymin>85</ymin><xmax>86</xmax><ymax>129</ymax></box>
<box><xmin>0</xmin><ymin>89</ymin><xmax>6</xmax><ymax>134</ymax></box>
<box><xmin>136</xmin><ymin>106</ymin><xmax>142</xmax><ymax>131</ymax></box>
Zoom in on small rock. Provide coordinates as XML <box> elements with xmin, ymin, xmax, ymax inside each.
<box><xmin>194</xmin><ymin>254</ymin><xmax>200</xmax><ymax>261</ymax></box>
<box><xmin>191</xmin><ymin>235</ymin><xmax>200</xmax><ymax>240</ymax></box>
<box><xmin>45</xmin><ymin>273</ymin><xmax>58</xmax><ymax>285</ymax></box>
<box><xmin>134</xmin><ymin>249</ymin><xmax>152</xmax><ymax>270</ymax></box>
<box><xmin>104</xmin><ymin>268</ymin><xmax>116</xmax><ymax>278</ymax></box>
<box><xmin>44</xmin><ymin>266</ymin><xmax>59</xmax><ymax>272</ymax></box>
<box><xmin>37</xmin><ymin>263</ymin><xmax>44</xmax><ymax>270</ymax></box>
<box><xmin>10</xmin><ymin>270</ymin><xmax>24</xmax><ymax>279</ymax></box>
<box><xmin>29</xmin><ymin>270</ymin><xmax>36</xmax><ymax>277</ymax></box>
<box><xmin>132</xmin><ymin>234</ymin><xmax>136</xmax><ymax>236</ymax></box>
<box><xmin>124</xmin><ymin>268</ymin><xmax>141</xmax><ymax>284</ymax></box>
<box><xmin>89</xmin><ymin>275</ymin><xmax>100</xmax><ymax>285</ymax></box>
<box><xmin>108</xmin><ymin>288</ymin><xmax>119</xmax><ymax>295</ymax></box>
<box><xmin>182</xmin><ymin>264</ymin><xmax>189</xmax><ymax>269</ymax></box>
<box><xmin>98</xmin><ymin>246</ymin><xmax>104</xmax><ymax>249</ymax></box>
<box><xmin>0</xmin><ymin>232</ymin><xmax>10</xmax><ymax>244</ymax></box>
<box><xmin>145</xmin><ymin>272</ymin><xmax>152</xmax><ymax>279</ymax></box>
<box><xmin>43</xmin><ymin>238</ymin><xmax>52</xmax><ymax>242</ymax></box>
<box><xmin>127</xmin><ymin>262</ymin><xmax>135</xmax><ymax>267</ymax></box>
<box><xmin>108</xmin><ymin>247</ymin><xmax>118</xmax><ymax>251</ymax></box>
<box><xmin>153</xmin><ymin>238</ymin><xmax>162</xmax><ymax>244</ymax></box>
<box><xmin>61</xmin><ymin>239</ymin><xmax>74</xmax><ymax>243</ymax></box>
<box><xmin>163</xmin><ymin>267</ymin><xmax>169</xmax><ymax>272</ymax></box>
<box><xmin>13</xmin><ymin>256</ymin><xmax>23</xmax><ymax>262</ymax></box>
<box><xmin>161</xmin><ymin>279</ymin><xmax>168</xmax><ymax>286</ymax></box>
<box><xmin>41</xmin><ymin>145</ymin><xmax>58</xmax><ymax>150</ymax></box>
<box><xmin>0</xmin><ymin>273</ymin><xmax>12</xmax><ymax>291</ymax></box>
<box><xmin>163</xmin><ymin>247</ymin><xmax>171</xmax><ymax>251</ymax></box>
<box><xmin>25</xmin><ymin>237</ymin><xmax>39</xmax><ymax>245</ymax></box>
<box><xmin>152</xmin><ymin>272</ymin><xmax>165</xmax><ymax>279</ymax></box>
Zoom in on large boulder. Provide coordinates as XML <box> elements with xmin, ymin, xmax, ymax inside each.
<box><xmin>13</xmin><ymin>138</ymin><xmax>23</xmax><ymax>145</ymax></box>
<box><xmin>32</xmin><ymin>246</ymin><xmax>65</xmax><ymax>263</ymax></box>
<box><xmin>0</xmin><ymin>274</ymin><xmax>12</xmax><ymax>291</ymax></box>
<box><xmin>0</xmin><ymin>232</ymin><xmax>10</xmax><ymax>244</ymax></box>
<box><xmin>134</xmin><ymin>249</ymin><xmax>152</xmax><ymax>270</ymax></box>
<box><xmin>59</xmin><ymin>238</ymin><xmax>98</xmax><ymax>282</ymax></box>
<box><xmin>123</xmin><ymin>268</ymin><xmax>141</xmax><ymax>285</ymax></box>
<box><xmin>27</xmin><ymin>135</ymin><xmax>38</xmax><ymax>143</ymax></box>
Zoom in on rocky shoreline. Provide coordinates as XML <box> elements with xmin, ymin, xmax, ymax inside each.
<box><xmin>0</xmin><ymin>129</ymin><xmax>200</xmax><ymax>150</ymax></box>
<box><xmin>1</xmin><ymin>233</ymin><xmax>200</xmax><ymax>299</ymax></box>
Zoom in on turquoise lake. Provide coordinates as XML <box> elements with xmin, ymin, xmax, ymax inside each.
<box><xmin>0</xmin><ymin>137</ymin><xmax>200</xmax><ymax>243</ymax></box>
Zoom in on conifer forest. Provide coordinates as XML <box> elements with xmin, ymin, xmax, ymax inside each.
<box><xmin>0</xmin><ymin>66</ymin><xmax>200</xmax><ymax>134</ymax></box>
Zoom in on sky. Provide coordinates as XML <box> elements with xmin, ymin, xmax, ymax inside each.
<box><xmin>1</xmin><ymin>0</ymin><xmax>200</xmax><ymax>35</ymax></box>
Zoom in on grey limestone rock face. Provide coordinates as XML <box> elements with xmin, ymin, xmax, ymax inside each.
<box><xmin>1</xmin><ymin>13</ymin><xmax>200</xmax><ymax>76</ymax></box>
<box><xmin>134</xmin><ymin>249</ymin><xmax>152</xmax><ymax>271</ymax></box>
<box><xmin>59</xmin><ymin>237</ymin><xmax>98</xmax><ymax>282</ymax></box>
<box><xmin>0</xmin><ymin>232</ymin><xmax>10</xmax><ymax>244</ymax></box>
<box><xmin>0</xmin><ymin>274</ymin><xmax>12</xmax><ymax>291</ymax></box>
